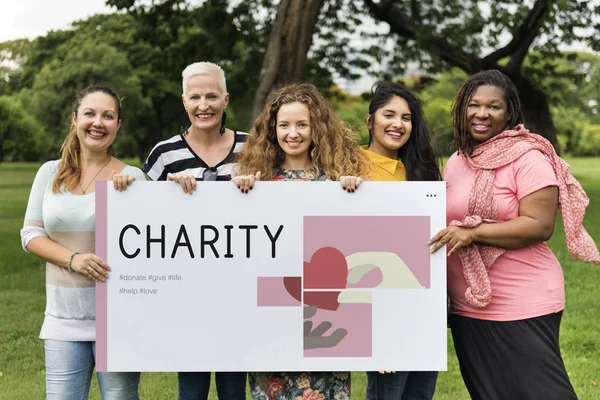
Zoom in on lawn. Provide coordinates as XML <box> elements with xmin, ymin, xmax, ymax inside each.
<box><xmin>1</xmin><ymin>159</ymin><xmax>599</xmax><ymax>399</ymax></box>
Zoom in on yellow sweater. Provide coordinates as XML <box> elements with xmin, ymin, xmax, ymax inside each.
<box><xmin>362</xmin><ymin>146</ymin><xmax>407</xmax><ymax>181</ymax></box>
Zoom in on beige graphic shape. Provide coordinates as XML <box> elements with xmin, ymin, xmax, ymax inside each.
<box><xmin>337</xmin><ymin>291</ymin><xmax>373</xmax><ymax>304</ymax></box>
<box><xmin>348</xmin><ymin>252</ymin><xmax>423</xmax><ymax>289</ymax></box>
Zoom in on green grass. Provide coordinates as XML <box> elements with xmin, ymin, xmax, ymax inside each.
<box><xmin>1</xmin><ymin>159</ymin><xmax>599</xmax><ymax>399</ymax></box>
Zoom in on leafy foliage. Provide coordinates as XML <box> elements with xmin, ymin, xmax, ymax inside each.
<box><xmin>1</xmin><ymin>1</ymin><xmax>273</xmax><ymax>161</ymax></box>
<box><xmin>1</xmin><ymin>0</ymin><xmax>600</xmax><ymax>161</ymax></box>
<box><xmin>0</xmin><ymin>96</ymin><xmax>47</xmax><ymax>162</ymax></box>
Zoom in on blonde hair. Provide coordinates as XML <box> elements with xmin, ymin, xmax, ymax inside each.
<box><xmin>52</xmin><ymin>85</ymin><xmax>121</xmax><ymax>193</ymax></box>
<box><xmin>237</xmin><ymin>83</ymin><xmax>369</xmax><ymax>180</ymax></box>
<box><xmin>182</xmin><ymin>62</ymin><xmax>227</xmax><ymax>95</ymax></box>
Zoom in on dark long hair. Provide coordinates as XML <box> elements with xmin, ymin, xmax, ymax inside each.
<box><xmin>451</xmin><ymin>70</ymin><xmax>524</xmax><ymax>155</ymax></box>
<box><xmin>368</xmin><ymin>82</ymin><xmax>442</xmax><ymax>181</ymax></box>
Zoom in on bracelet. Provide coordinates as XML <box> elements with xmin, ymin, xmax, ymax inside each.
<box><xmin>67</xmin><ymin>252</ymin><xmax>79</xmax><ymax>273</ymax></box>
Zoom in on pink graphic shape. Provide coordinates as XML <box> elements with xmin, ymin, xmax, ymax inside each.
<box><xmin>346</xmin><ymin>267</ymin><xmax>383</xmax><ymax>288</ymax></box>
<box><xmin>304</xmin><ymin>216</ymin><xmax>431</xmax><ymax>288</ymax></box>
<box><xmin>304</xmin><ymin>291</ymin><xmax>341</xmax><ymax>311</ymax></box>
<box><xmin>304</xmin><ymin>302</ymin><xmax>372</xmax><ymax>357</ymax></box>
<box><xmin>257</xmin><ymin>277</ymin><xmax>301</xmax><ymax>306</ymax></box>
<box><xmin>303</xmin><ymin>247</ymin><xmax>348</xmax><ymax>289</ymax></box>
<box><xmin>283</xmin><ymin>277</ymin><xmax>302</xmax><ymax>303</ymax></box>
<box><xmin>95</xmin><ymin>181</ymin><xmax>108</xmax><ymax>372</ymax></box>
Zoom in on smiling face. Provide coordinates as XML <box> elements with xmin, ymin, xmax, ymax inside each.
<box><xmin>276</xmin><ymin>102</ymin><xmax>312</xmax><ymax>165</ymax></box>
<box><xmin>368</xmin><ymin>95</ymin><xmax>412</xmax><ymax>159</ymax></box>
<box><xmin>182</xmin><ymin>74</ymin><xmax>229</xmax><ymax>133</ymax></box>
<box><xmin>466</xmin><ymin>84</ymin><xmax>510</xmax><ymax>144</ymax></box>
<box><xmin>73</xmin><ymin>92</ymin><xmax>120</xmax><ymax>153</ymax></box>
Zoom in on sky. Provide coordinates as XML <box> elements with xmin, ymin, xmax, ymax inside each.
<box><xmin>0</xmin><ymin>0</ymin><xmax>113</xmax><ymax>42</ymax></box>
<box><xmin>0</xmin><ymin>0</ymin><xmax>377</xmax><ymax>93</ymax></box>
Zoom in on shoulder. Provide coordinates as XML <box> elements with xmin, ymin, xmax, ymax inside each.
<box><xmin>121</xmin><ymin>165</ymin><xmax>148</xmax><ymax>181</ymax></box>
<box><xmin>508</xmin><ymin>149</ymin><xmax>556</xmax><ymax>182</ymax></box>
<box><xmin>446</xmin><ymin>152</ymin><xmax>461</xmax><ymax>164</ymax></box>
<box><xmin>144</xmin><ymin>134</ymin><xmax>190</xmax><ymax>176</ymax></box>
<box><xmin>505</xmin><ymin>150</ymin><xmax>558</xmax><ymax>199</ymax></box>
<box><xmin>37</xmin><ymin>159</ymin><xmax>60</xmax><ymax>177</ymax></box>
<box><xmin>147</xmin><ymin>134</ymin><xmax>186</xmax><ymax>157</ymax></box>
<box><xmin>233</xmin><ymin>130</ymin><xmax>249</xmax><ymax>152</ymax></box>
<box><xmin>444</xmin><ymin>152</ymin><xmax>462</xmax><ymax>170</ymax></box>
<box><xmin>512</xmin><ymin>149</ymin><xmax>551</xmax><ymax>166</ymax></box>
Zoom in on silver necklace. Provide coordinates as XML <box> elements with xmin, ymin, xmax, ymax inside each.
<box><xmin>79</xmin><ymin>157</ymin><xmax>112</xmax><ymax>194</ymax></box>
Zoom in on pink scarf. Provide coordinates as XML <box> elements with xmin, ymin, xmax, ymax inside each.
<box><xmin>451</xmin><ymin>124</ymin><xmax>600</xmax><ymax>308</ymax></box>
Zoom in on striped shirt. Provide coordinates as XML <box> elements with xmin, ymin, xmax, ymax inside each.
<box><xmin>143</xmin><ymin>131</ymin><xmax>249</xmax><ymax>181</ymax></box>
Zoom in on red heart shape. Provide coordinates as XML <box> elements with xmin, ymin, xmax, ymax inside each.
<box><xmin>304</xmin><ymin>247</ymin><xmax>348</xmax><ymax>290</ymax></box>
<box><xmin>284</xmin><ymin>247</ymin><xmax>348</xmax><ymax>311</ymax></box>
<box><xmin>303</xmin><ymin>291</ymin><xmax>342</xmax><ymax>311</ymax></box>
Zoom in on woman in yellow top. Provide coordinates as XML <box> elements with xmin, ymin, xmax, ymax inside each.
<box><xmin>363</xmin><ymin>82</ymin><xmax>441</xmax><ymax>183</ymax></box>
<box><xmin>363</xmin><ymin>82</ymin><xmax>442</xmax><ymax>400</ymax></box>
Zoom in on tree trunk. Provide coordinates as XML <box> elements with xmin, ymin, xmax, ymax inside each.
<box><xmin>250</xmin><ymin>0</ymin><xmax>325</xmax><ymax>123</ymax></box>
<box><xmin>504</xmin><ymin>71</ymin><xmax>560</xmax><ymax>151</ymax></box>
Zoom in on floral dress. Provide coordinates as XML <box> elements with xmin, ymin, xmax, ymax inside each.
<box><xmin>269</xmin><ymin>166</ymin><xmax>327</xmax><ymax>182</ymax></box>
<box><xmin>248</xmin><ymin>166</ymin><xmax>350</xmax><ymax>400</ymax></box>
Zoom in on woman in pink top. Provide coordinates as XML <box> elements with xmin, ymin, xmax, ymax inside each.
<box><xmin>429</xmin><ymin>70</ymin><xmax>599</xmax><ymax>400</ymax></box>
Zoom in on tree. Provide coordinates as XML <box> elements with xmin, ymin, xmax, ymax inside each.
<box><xmin>0</xmin><ymin>96</ymin><xmax>48</xmax><ymax>162</ymax></box>
<box><xmin>250</xmin><ymin>0</ymin><xmax>326</xmax><ymax>120</ymax></box>
<box><xmin>0</xmin><ymin>39</ymin><xmax>32</xmax><ymax>94</ymax></box>
<box><xmin>24</xmin><ymin>40</ymin><xmax>150</xmax><ymax>160</ymax></box>
<box><xmin>355</xmin><ymin>0</ymin><xmax>600</xmax><ymax>151</ymax></box>
<box><xmin>103</xmin><ymin>0</ymin><xmax>286</xmax><ymax>155</ymax></box>
<box><xmin>3</xmin><ymin>1</ymin><xmax>273</xmax><ymax>160</ymax></box>
<box><xmin>255</xmin><ymin>0</ymin><xmax>599</xmax><ymax>152</ymax></box>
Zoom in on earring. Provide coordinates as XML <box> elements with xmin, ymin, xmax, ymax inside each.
<box><xmin>220</xmin><ymin>110</ymin><xmax>227</xmax><ymax>135</ymax></box>
<box><xmin>180</xmin><ymin>111</ymin><xmax>189</xmax><ymax>135</ymax></box>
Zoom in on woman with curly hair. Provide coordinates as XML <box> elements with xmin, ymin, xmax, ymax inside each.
<box><xmin>233</xmin><ymin>82</ymin><xmax>370</xmax><ymax>399</ymax></box>
<box><xmin>233</xmin><ymin>82</ymin><xmax>369</xmax><ymax>190</ymax></box>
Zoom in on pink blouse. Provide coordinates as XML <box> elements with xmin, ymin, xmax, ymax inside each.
<box><xmin>445</xmin><ymin>150</ymin><xmax>564</xmax><ymax>321</ymax></box>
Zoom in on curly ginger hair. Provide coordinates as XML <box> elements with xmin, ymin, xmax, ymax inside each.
<box><xmin>238</xmin><ymin>83</ymin><xmax>369</xmax><ymax>180</ymax></box>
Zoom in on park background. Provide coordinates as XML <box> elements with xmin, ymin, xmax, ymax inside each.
<box><xmin>0</xmin><ymin>0</ymin><xmax>599</xmax><ymax>398</ymax></box>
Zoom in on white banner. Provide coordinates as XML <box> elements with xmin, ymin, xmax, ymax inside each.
<box><xmin>95</xmin><ymin>181</ymin><xmax>447</xmax><ymax>372</ymax></box>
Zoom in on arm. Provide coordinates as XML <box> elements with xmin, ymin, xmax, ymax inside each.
<box><xmin>472</xmin><ymin>186</ymin><xmax>558</xmax><ymax>248</ymax></box>
<box><xmin>432</xmin><ymin>149</ymin><xmax>562</xmax><ymax>256</ymax></box>
<box><xmin>430</xmin><ymin>186</ymin><xmax>558</xmax><ymax>255</ymax></box>
<box><xmin>26</xmin><ymin>237</ymin><xmax>109</xmax><ymax>281</ymax></box>
<box><xmin>20</xmin><ymin>162</ymin><xmax>108</xmax><ymax>281</ymax></box>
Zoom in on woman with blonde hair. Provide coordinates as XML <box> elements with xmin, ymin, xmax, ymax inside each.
<box><xmin>233</xmin><ymin>82</ymin><xmax>370</xmax><ymax>399</ymax></box>
<box><xmin>21</xmin><ymin>85</ymin><xmax>144</xmax><ymax>399</ymax></box>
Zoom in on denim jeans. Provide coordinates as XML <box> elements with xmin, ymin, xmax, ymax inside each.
<box><xmin>178</xmin><ymin>372</ymin><xmax>247</xmax><ymax>400</ymax></box>
<box><xmin>366</xmin><ymin>371</ymin><xmax>438</xmax><ymax>400</ymax></box>
<box><xmin>45</xmin><ymin>339</ymin><xmax>140</xmax><ymax>400</ymax></box>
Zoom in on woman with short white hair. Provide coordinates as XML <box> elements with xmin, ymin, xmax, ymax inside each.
<box><xmin>144</xmin><ymin>61</ymin><xmax>249</xmax><ymax>190</ymax></box>
<box><xmin>142</xmin><ymin>61</ymin><xmax>248</xmax><ymax>399</ymax></box>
